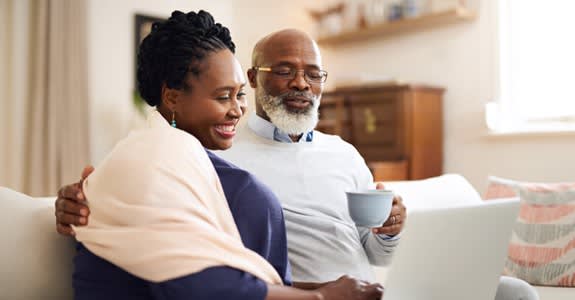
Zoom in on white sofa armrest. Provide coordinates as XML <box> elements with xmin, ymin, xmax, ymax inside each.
<box><xmin>0</xmin><ymin>187</ymin><xmax>74</xmax><ymax>299</ymax></box>
<box><xmin>382</xmin><ymin>174</ymin><xmax>483</xmax><ymax>211</ymax></box>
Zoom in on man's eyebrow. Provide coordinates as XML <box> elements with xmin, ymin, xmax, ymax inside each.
<box><xmin>273</xmin><ymin>61</ymin><xmax>321</xmax><ymax>69</ymax></box>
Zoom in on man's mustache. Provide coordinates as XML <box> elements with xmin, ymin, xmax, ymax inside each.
<box><xmin>277</xmin><ymin>91</ymin><xmax>317</xmax><ymax>103</ymax></box>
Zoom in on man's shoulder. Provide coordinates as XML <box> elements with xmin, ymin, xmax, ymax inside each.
<box><xmin>208</xmin><ymin>151</ymin><xmax>251</xmax><ymax>178</ymax></box>
<box><xmin>208</xmin><ymin>151</ymin><xmax>268</xmax><ymax>186</ymax></box>
<box><xmin>210</xmin><ymin>152</ymin><xmax>279</xmax><ymax>206</ymax></box>
<box><xmin>313</xmin><ymin>130</ymin><xmax>358</xmax><ymax>150</ymax></box>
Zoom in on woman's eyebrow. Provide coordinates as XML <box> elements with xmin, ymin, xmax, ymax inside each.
<box><xmin>213</xmin><ymin>83</ymin><xmax>246</xmax><ymax>92</ymax></box>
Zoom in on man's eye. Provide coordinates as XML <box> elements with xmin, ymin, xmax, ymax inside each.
<box><xmin>273</xmin><ymin>69</ymin><xmax>292</xmax><ymax>76</ymax></box>
<box><xmin>216</xmin><ymin>95</ymin><xmax>230</xmax><ymax>100</ymax></box>
<box><xmin>307</xmin><ymin>72</ymin><xmax>322</xmax><ymax>79</ymax></box>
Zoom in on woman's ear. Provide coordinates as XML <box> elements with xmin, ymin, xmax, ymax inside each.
<box><xmin>161</xmin><ymin>83</ymin><xmax>179</xmax><ymax>111</ymax></box>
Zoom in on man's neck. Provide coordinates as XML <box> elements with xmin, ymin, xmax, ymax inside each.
<box><xmin>289</xmin><ymin>134</ymin><xmax>303</xmax><ymax>142</ymax></box>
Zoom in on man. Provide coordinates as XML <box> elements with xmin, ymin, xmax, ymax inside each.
<box><xmin>56</xmin><ymin>29</ymin><xmax>538</xmax><ymax>299</ymax></box>
<box><xmin>216</xmin><ymin>29</ymin><xmax>403</xmax><ymax>283</ymax></box>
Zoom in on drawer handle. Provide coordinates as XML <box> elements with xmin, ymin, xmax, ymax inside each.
<box><xmin>364</xmin><ymin>108</ymin><xmax>376</xmax><ymax>134</ymax></box>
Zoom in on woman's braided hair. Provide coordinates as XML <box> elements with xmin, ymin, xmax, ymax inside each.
<box><xmin>137</xmin><ymin>10</ymin><xmax>235</xmax><ymax>106</ymax></box>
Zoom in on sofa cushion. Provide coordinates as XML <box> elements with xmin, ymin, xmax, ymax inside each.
<box><xmin>485</xmin><ymin>177</ymin><xmax>575</xmax><ymax>287</ymax></box>
<box><xmin>0</xmin><ymin>187</ymin><xmax>75</xmax><ymax>299</ymax></box>
<box><xmin>383</xmin><ymin>173</ymin><xmax>483</xmax><ymax>211</ymax></box>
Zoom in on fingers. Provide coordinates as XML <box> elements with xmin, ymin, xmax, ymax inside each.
<box><xmin>55</xmin><ymin>189</ymin><xmax>89</xmax><ymax>228</ymax></box>
<box><xmin>365</xmin><ymin>283</ymin><xmax>384</xmax><ymax>299</ymax></box>
<box><xmin>57</xmin><ymin>182</ymin><xmax>85</xmax><ymax>202</ymax></box>
<box><xmin>372</xmin><ymin>196</ymin><xmax>406</xmax><ymax>234</ymax></box>
<box><xmin>56</xmin><ymin>222</ymin><xmax>76</xmax><ymax>237</ymax></box>
<box><xmin>55</xmin><ymin>197</ymin><xmax>89</xmax><ymax>217</ymax></box>
<box><xmin>372</xmin><ymin>222</ymin><xmax>403</xmax><ymax>235</ymax></box>
<box><xmin>56</xmin><ymin>210</ymin><xmax>87</xmax><ymax>226</ymax></box>
<box><xmin>81</xmin><ymin>165</ymin><xmax>95</xmax><ymax>180</ymax></box>
<box><xmin>389</xmin><ymin>195</ymin><xmax>407</xmax><ymax>223</ymax></box>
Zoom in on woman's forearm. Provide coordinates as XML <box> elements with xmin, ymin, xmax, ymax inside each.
<box><xmin>266</xmin><ymin>284</ymin><xmax>323</xmax><ymax>300</ymax></box>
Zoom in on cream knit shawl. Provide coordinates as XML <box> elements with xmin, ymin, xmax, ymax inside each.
<box><xmin>73</xmin><ymin>111</ymin><xmax>282</xmax><ymax>284</ymax></box>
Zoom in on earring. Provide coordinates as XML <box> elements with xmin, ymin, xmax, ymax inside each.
<box><xmin>171</xmin><ymin>111</ymin><xmax>177</xmax><ymax>128</ymax></box>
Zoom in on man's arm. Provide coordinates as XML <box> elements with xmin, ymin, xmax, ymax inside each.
<box><xmin>291</xmin><ymin>282</ymin><xmax>328</xmax><ymax>290</ymax></box>
<box><xmin>55</xmin><ymin>165</ymin><xmax>94</xmax><ymax>236</ymax></box>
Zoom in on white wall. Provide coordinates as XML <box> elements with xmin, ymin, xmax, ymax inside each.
<box><xmin>320</xmin><ymin>1</ymin><xmax>575</xmax><ymax>191</ymax></box>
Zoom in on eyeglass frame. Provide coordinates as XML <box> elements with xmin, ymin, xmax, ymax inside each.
<box><xmin>251</xmin><ymin>66</ymin><xmax>328</xmax><ymax>84</ymax></box>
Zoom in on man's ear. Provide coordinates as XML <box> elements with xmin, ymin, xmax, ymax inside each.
<box><xmin>247</xmin><ymin>68</ymin><xmax>258</xmax><ymax>88</ymax></box>
<box><xmin>161</xmin><ymin>83</ymin><xmax>179</xmax><ymax>111</ymax></box>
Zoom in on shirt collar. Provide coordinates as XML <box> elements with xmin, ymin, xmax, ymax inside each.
<box><xmin>248</xmin><ymin>114</ymin><xmax>313</xmax><ymax>143</ymax></box>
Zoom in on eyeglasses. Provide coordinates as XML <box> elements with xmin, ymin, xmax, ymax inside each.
<box><xmin>252</xmin><ymin>66</ymin><xmax>328</xmax><ymax>84</ymax></box>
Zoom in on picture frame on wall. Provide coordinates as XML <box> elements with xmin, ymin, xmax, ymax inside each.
<box><xmin>134</xmin><ymin>14</ymin><xmax>165</xmax><ymax>84</ymax></box>
<box><xmin>133</xmin><ymin>14</ymin><xmax>166</xmax><ymax>113</ymax></box>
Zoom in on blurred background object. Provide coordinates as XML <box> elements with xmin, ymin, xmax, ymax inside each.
<box><xmin>310</xmin><ymin>2</ymin><xmax>345</xmax><ymax>37</ymax></box>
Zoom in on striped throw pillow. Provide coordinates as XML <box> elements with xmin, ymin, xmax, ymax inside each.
<box><xmin>485</xmin><ymin>176</ymin><xmax>575</xmax><ymax>287</ymax></box>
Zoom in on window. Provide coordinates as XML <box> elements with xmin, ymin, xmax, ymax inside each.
<box><xmin>494</xmin><ymin>0</ymin><xmax>575</xmax><ymax>132</ymax></box>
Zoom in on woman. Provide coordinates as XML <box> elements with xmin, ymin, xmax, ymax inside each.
<box><xmin>72</xmin><ymin>10</ymin><xmax>382</xmax><ymax>300</ymax></box>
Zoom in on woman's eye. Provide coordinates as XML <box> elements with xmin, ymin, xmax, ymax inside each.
<box><xmin>237</xmin><ymin>92</ymin><xmax>246</xmax><ymax>99</ymax></box>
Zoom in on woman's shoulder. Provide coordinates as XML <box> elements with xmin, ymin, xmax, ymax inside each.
<box><xmin>125</xmin><ymin>127</ymin><xmax>205</xmax><ymax>156</ymax></box>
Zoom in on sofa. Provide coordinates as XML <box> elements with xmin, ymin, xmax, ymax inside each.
<box><xmin>0</xmin><ymin>187</ymin><xmax>75</xmax><ymax>299</ymax></box>
<box><xmin>1</xmin><ymin>174</ymin><xmax>574</xmax><ymax>299</ymax></box>
<box><xmin>374</xmin><ymin>174</ymin><xmax>575</xmax><ymax>300</ymax></box>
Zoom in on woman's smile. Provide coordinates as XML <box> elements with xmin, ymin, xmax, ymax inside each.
<box><xmin>213</xmin><ymin>122</ymin><xmax>237</xmax><ymax>139</ymax></box>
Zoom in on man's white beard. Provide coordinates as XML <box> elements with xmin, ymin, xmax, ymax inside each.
<box><xmin>256</xmin><ymin>88</ymin><xmax>320</xmax><ymax>135</ymax></box>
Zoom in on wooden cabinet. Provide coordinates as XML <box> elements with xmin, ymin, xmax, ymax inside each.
<box><xmin>318</xmin><ymin>83</ymin><xmax>444</xmax><ymax>181</ymax></box>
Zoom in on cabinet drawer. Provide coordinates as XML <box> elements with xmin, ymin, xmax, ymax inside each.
<box><xmin>350</xmin><ymin>94</ymin><xmax>400</xmax><ymax>146</ymax></box>
<box><xmin>355</xmin><ymin>144</ymin><xmax>404</xmax><ymax>162</ymax></box>
<box><xmin>368</xmin><ymin>160</ymin><xmax>408</xmax><ymax>181</ymax></box>
<box><xmin>351</xmin><ymin>96</ymin><xmax>397</xmax><ymax>123</ymax></box>
<box><xmin>352</xmin><ymin>119</ymin><xmax>398</xmax><ymax>146</ymax></box>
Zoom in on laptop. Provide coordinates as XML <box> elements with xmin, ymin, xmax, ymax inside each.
<box><xmin>382</xmin><ymin>198</ymin><xmax>520</xmax><ymax>300</ymax></box>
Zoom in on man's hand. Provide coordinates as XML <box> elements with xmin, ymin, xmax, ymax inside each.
<box><xmin>55</xmin><ymin>165</ymin><xmax>94</xmax><ymax>236</ymax></box>
<box><xmin>317</xmin><ymin>275</ymin><xmax>383</xmax><ymax>300</ymax></box>
<box><xmin>371</xmin><ymin>182</ymin><xmax>406</xmax><ymax>236</ymax></box>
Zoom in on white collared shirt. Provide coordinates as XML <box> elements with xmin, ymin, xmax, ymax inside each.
<box><xmin>247</xmin><ymin>114</ymin><xmax>313</xmax><ymax>143</ymax></box>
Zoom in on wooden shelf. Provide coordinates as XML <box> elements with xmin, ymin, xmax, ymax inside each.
<box><xmin>317</xmin><ymin>7</ymin><xmax>476</xmax><ymax>45</ymax></box>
